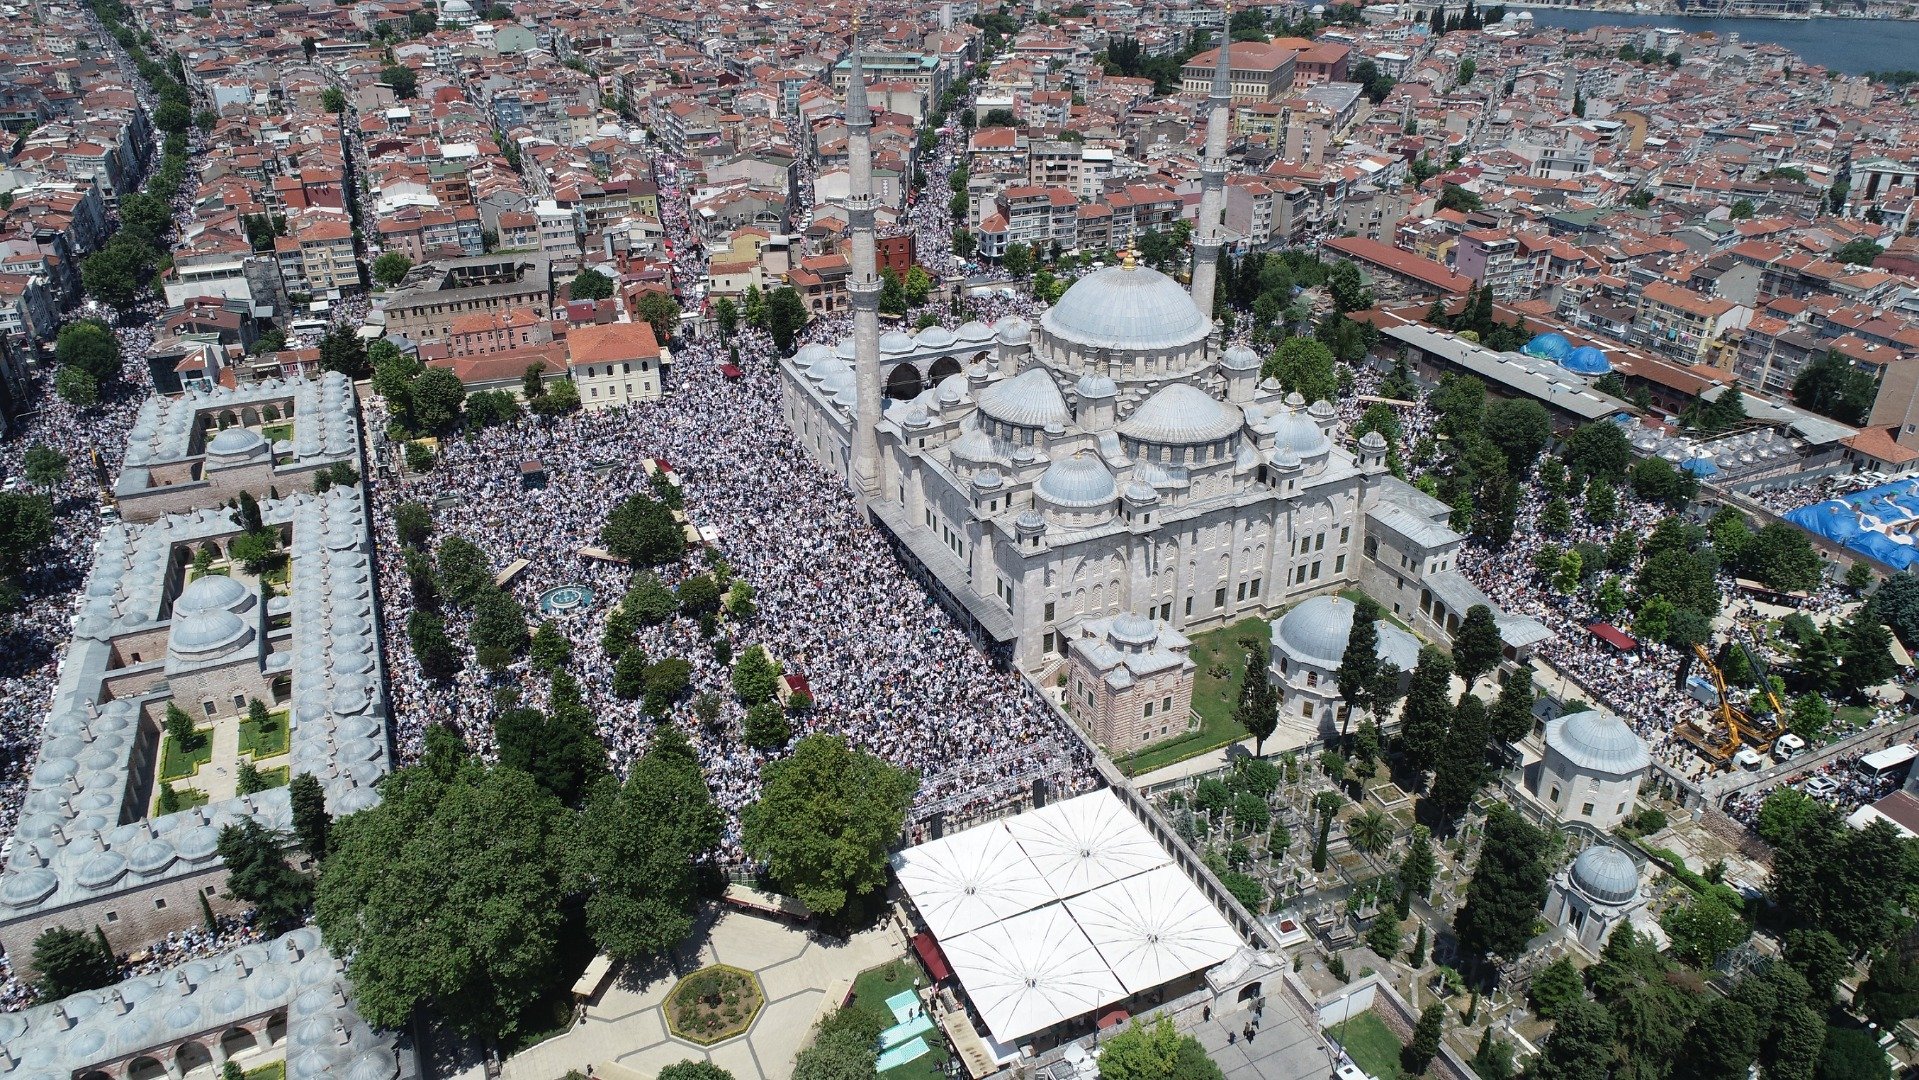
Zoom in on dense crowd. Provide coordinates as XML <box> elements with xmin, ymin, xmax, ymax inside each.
<box><xmin>367</xmin><ymin>146</ymin><xmax>1095</xmax><ymax>870</ymax></box>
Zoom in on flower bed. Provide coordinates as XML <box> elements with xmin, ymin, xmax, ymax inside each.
<box><xmin>663</xmin><ymin>964</ymin><xmax>764</xmax><ymax>1045</ymax></box>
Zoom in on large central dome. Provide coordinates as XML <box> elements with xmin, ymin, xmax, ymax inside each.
<box><xmin>1041</xmin><ymin>264</ymin><xmax>1212</xmax><ymax>351</ymax></box>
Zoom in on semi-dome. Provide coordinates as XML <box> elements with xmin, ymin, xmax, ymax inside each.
<box><xmin>170</xmin><ymin>609</ymin><xmax>250</xmax><ymax>657</ymax></box>
<box><xmin>1275</xmin><ymin>595</ymin><xmax>1360</xmax><ymax>666</ymax></box>
<box><xmin>1546</xmin><ymin>710</ymin><xmax>1651</xmax><ymax>774</ymax></box>
<box><xmin>1036</xmin><ymin>454</ymin><xmax>1117</xmax><ymax>508</ymax></box>
<box><xmin>1040</xmin><ymin>264</ymin><xmax>1211</xmax><ymax>351</ymax></box>
<box><xmin>1562</xmin><ymin>346</ymin><xmax>1612</xmax><ymax>375</ymax></box>
<box><xmin>977</xmin><ymin>367</ymin><xmax>1070</xmax><ymax>429</ymax></box>
<box><xmin>1525</xmin><ymin>332</ymin><xmax>1572</xmax><ymax>360</ymax></box>
<box><xmin>206</xmin><ymin>427</ymin><xmax>266</xmax><ymax>457</ymax></box>
<box><xmin>1119</xmin><ymin>383</ymin><xmax>1242</xmax><ymax>445</ymax></box>
<box><xmin>1571</xmin><ymin>845</ymin><xmax>1640</xmax><ymax>905</ymax></box>
<box><xmin>174</xmin><ymin>573</ymin><xmax>247</xmax><ymax>616</ymax></box>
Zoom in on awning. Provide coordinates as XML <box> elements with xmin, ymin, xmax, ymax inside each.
<box><xmin>1097</xmin><ymin>1008</ymin><xmax>1131</xmax><ymax>1030</ymax></box>
<box><xmin>720</xmin><ymin>363</ymin><xmax>743</xmax><ymax>379</ymax></box>
<box><xmin>1588</xmin><ymin>622</ymin><xmax>1638</xmax><ymax>651</ymax></box>
<box><xmin>913</xmin><ymin>932</ymin><xmax>953</xmax><ymax>982</ymax></box>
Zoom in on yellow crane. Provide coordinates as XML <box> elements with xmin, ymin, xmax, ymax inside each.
<box><xmin>1675</xmin><ymin>643</ymin><xmax>1782</xmax><ymax>767</ymax></box>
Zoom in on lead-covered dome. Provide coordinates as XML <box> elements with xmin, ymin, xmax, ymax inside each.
<box><xmin>1036</xmin><ymin>454</ymin><xmax>1117</xmax><ymax>508</ymax></box>
<box><xmin>1119</xmin><ymin>383</ymin><xmax>1242</xmax><ymax>444</ymax></box>
<box><xmin>1041</xmin><ymin>264</ymin><xmax>1211</xmax><ymax>351</ymax></box>
<box><xmin>1571</xmin><ymin>845</ymin><xmax>1640</xmax><ymax>904</ymax></box>
<box><xmin>1268</xmin><ymin>408</ymin><xmax>1332</xmax><ymax>458</ymax></box>
<box><xmin>977</xmin><ymin>367</ymin><xmax>1070</xmax><ymax>429</ymax></box>
<box><xmin>1546</xmin><ymin>710</ymin><xmax>1651</xmax><ymax>775</ymax></box>
<box><xmin>174</xmin><ymin>573</ymin><xmax>248</xmax><ymax>616</ymax></box>
<box><xmin>170</xmin><ymin>609</ymin><xmax>250</xmax><ymax>658</ymax></box>
<box><xmin>1275</xmin><ymin>595</ymin><xmax>1358</xmax><ymax>666</ymax></box>
<box><xmin>206</xmin><ymin>427</ymin><xmax>266</xmax><ymax>459</ymax></box>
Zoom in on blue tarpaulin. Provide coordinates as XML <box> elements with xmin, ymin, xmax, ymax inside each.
<box><xmin>1784</xmin><ymin>478</ymin><xmax>1919</xmax><ymax>569</ymax></box>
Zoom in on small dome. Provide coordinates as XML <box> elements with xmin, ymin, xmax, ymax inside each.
<box><xmin>1076</xmin><ymin>372</ymin><xmax>1118</xmax><ymax>399</ymax></box>
<box><xmin>1037</xmin><ymin>454</ymin><xmax>1117</xmax><ymax>508</ymax></box>
<box><xmin>1120</xmin><ymin>383</ymin><xmax>1242</xmax><ymax>445</ymax></box>
<box><xmin>977</xmin><ymin>368</ymin><xmax>1070</xmax><ymax>429</ymax></box>
<box><xmin>170</xmin><ymin>609</ymin><xmax>249</xmax><ymax>657</ymax></box>
<box><xmin>1525</xmin><ymin>332</ymin><xmax>1572</xmax><ymax>360</ymax></box>
<box><xmin>1268</xmin><ymin>408</ymin><xmax>1332</xmax><ymax>458</ymax></box>
<box><xmin>1546</xmin><ymin>711</ymin><xmax>1651</xmax><ymax>775</ymax></box>
<box><xmin>207</xmin><ymin>427</ymin><xmax>266</xmax><ymax>457</ymax></box>
<box><xmin>1222</xmin><ymin>345</ymin><xmax>1261</xmax><ymax>371</ymax></box>
<box><xmin>1562</xmin><ymin>346</ymin><xmax>1612</xmax><ymax>375</ymax></box>
<box><xmin>936</xmin><ymin>373</ymin><xmax>968</xmax><ymax>404</ymax></box>
<box><xmin>807</xmin><ymin>355</ymin><xmax>851</xmax><ymax>384</ymax></box>
<box><xmin>1042</xmin><ymin>264</ymin><xmax>1211</xmax><ymax>351</ymax></box>
<box><xmin>793</xmin><ymin>343</ymin><xmax>833</xmax><ymax>367</ymax></box>
<box><xmin>957</xmin><ymin>320</ymin><xmax>995</xmax><ymax>342</ymax></box>
<box><xmin>175</xmin><ymin>573</ymin><xmax>247</xmax><ymax>616</ymax></box>
<box><xmin>1110</xmin><ymin>613</ymin><xmax>1157</xmax><ymax>645</ymax></box>
<box><xmin>880</xmin><ymin>330</ymin><xmax>915</xmax><ymax>354</ymax></box>
<box><xmin>995</xmin><ymin>316</ymin><xmax>1032</xmax><ymax>346</ymax></box>
<box><xmin>1275</xmin><ymin>595</ymin><xmax>1360</xmax><ymax>666</ymax></box>
<box><xmin>917</xmin><ymin>326</ymin><xmax>957</xmax><ymax>349</ymax></box>
<box><xmin>1122</xmin><ymin>479</ymin><xmax>1158</xmax><ymax>502</ymax></box>
<box><xmin>949</xmin><ymin>426</ymin><xmax>1000</xmax><ymax>463</ymax></box>
<box><xmin>1571</xmin><ymin>845</ymin><xmax>1640</xmax><ymax>905</ymax></box>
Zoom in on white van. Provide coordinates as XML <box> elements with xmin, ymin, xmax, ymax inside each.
<box><xmin>1734</xmin><ymin>747</ymin><xmax>1767</xmax><ymax>771</ymax></box>
<box><xmin>1774</xmin><ymin>733</ymin><xmax>1807</xmax><ymax>760</ymax></box>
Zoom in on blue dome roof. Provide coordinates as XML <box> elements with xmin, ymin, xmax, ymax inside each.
<box><xmin>1681</xmin><ymin>456</ymin><xmax>1719</xmax><ymax>477</ymax></box>
<box><xmin>1525</xmin><ymin>333</ymin><xmax>1571</xmax><ymax>360</ymax></box>
<box><xmin>1561</xmin><ymin>346</ymin><xmax>1612</xmax><ymax>375</ymax></box>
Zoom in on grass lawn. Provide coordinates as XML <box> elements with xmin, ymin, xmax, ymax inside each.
<box><xmin>240</xmin><ymin>709</ymin><xmax>291</xmax><ymax>759</ymax></box>
<box><xmin>847</xmin><ymin>959</ymin><xmax>948</xmax><ymax>1080</ymax></box>
<box><xmin>243</xmin><ymin>1063</ymin><xmax>286</xmax><ymax>1080</ymax></box>
<box><xmin>154</xmin><ymin>784</ymin><xmax>209</xmax><ymax>816</ymax></box>
<box><xmin>1328</xmin><ymin>1012</ymin><xmax>1406</xmax><ymax>1080</ymax></box>
<box><xmin>262</xmin><ymin>557</ymin><xmax>291</xmax><ymax>587</ymax></box>
<box><xmin>1834</xmin><ymin>705</ymin><xmax>1877</xmax><ymax>733</ymax></box>
<box><xmin>255</xmin><ymin>764</ymin><xmax>290</xmax><ymax>789</ymax></box>
<box><xmin>261</xmin><ymin>422</ymin><xmax>294</xmax><ymax>444</ymax></box>
<box><xmin>1119</xmin><ymin>616</ymin><xmax>1270</xmax><ymax>777</ymax></box>
<box><xmin>159</xmin><ymin>728</ymin><xmax>214</xmax><ymax>780</ymax></box>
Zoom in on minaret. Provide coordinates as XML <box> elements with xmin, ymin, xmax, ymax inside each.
<box><xmin>1189</xmin><ymin>0</ymin><xmax>1232</xmax><ymax>322</ymax></box>
<box><xmin>846</xmin><ymin>12</ymin><xmax>885</xmax><ymax>501</ymax></box>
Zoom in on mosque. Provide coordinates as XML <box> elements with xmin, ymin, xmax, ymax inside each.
<box><xmin>778</xmin><ymin>19</ymin><xmax>1548</xmax><ymax>697</ymax></box>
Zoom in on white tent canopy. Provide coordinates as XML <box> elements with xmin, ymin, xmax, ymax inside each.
<box><xmin>937</xmin><ymin>904</ymin><xmax>1129</xmax><ymax>1044</ymax></box>
<box><xmin>1004</xmin><ymin>789</ymin><xmax>1171</xmax><ymax>899</ymax></box>
<box><xmin>1064</xmin><ymin>864</ymin><xmax>1243</xmax><ymax>993</ymax></box>
<box><xmin>890</xmin><ymin>818</ymin><xmax>1055</xmax><ymax>939</ymax></box>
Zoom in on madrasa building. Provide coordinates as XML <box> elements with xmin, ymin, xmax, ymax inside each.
<box><xmin>778</xmin><ymin>22</ymin><xmax>1548</xmax><ymax>704</ymax></box>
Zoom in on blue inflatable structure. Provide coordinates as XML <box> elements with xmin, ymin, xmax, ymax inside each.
<box><xmin>1785</xmin><ymin>478</ymin><xmax>1919</xmax><ymax>570</ymax></box>
<box><xmin>1561</xmin><ymin>345</ymin><xmax>1612</xmax><ymax>375</ymax></box>
<box><xmin>1524</xmin><ymin>333</ymin><xmax>1571</xmax><ymax>360</ymax></box>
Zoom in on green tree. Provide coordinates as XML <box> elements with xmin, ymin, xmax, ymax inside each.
<box><xmin>1661</xmin><ymin>893</ymin><xmax>1749</xmax><ymax>967</ymax></box>
<box><xmin>1234</xmin><ymin>644</ymin><xmax>1280</xmax><ymax>754</ymax></box>
<box><xmin>1335</xmin><ymin>594</ymin><xmax>1382</xmax><ymax>731</ymax></box>
<box><xmin>372</xmin><ymin>252</ymin><xmax>414</xmax><ymax>286</ymax></box>
<box><xmin>570</xmin><ymin>728</ymin><xmax>720</xmax><ymax>960</ymax></box>
<box><xmin>1771</xmin><ymin>809</ymin><xmax>1915</xmax><ymax>954</ymax></box>
<box><xmin>56</xmin><ymin>319</ymin><xmax>122</xmax><ymax>382</ymax></box>
<box><xmin>321</xmin><ymin>86</ymin><xmax>346</xmax><ymax>113</ymax></box>
<box><xmin>1857</xmin><ymin>939</ymin><xmax>1919</xmax><ymax>1030</ymax></box>
<box><xmin>1793</xmin><ymin>351</ymin><xmax>1878</xmax><ymax>426</ymax></box>
<box><xmin>32</xmin><ymin>926</ymin><xmax>118</xmax><ymax>998</ymax></box>
<box><xmin>658</xmin><ymin>1064</ymin><xmax>736</xmax><ymax>1080</ymax></box>
<box><xmin>1002</xmin><ymin>241</ymin><xmax>1033</xmax><ymax>278</ymax></box>
<box><xmin>1451</xmin><ymin>603</ymin><xmax>1503</xmax><ymax>688</ymax></box>
<box><xmin>1097</xmin><ymin>1016</ymin><xmax>1225</xmax><ymax>1080</ymax></box>
<box><xmin>55</xmin><ymin>365</ymin><xmax>98</xmax><ymax>406</ymax></box>
<box><xmin>1562</xmin><ymin>420</ymin><xmax>1634</xmax><ymax>483</ymax></box>
<box><xmin>766</xmin><ymin>286</ymin><xmax>809</xmax><ymax>353</ymax></box>
<box><xmin>602</xmin><ymin>494</ymin><xmax>685</xmax><ymax>566</ymax></box>
<box><xmin>1837</xmin><ymin>610</ymin><xmax>1897</xmax><ymax>696</ymax></box>
<box><xmin>741</xmin><ymin>735</ymin><xmax>918</xmax><ymax>918</ymax></box>
<box><xmin>732</xmin><ymin>644</ymin><xmax>781</xmax><ymax>704</ymax></box>
<box><xmin>1261</xmin><ymin>337</ymin><xmax>1339</xmax><ymax>401</ymax></box>
<box><xmin>289</xmin><ymin>771</ymin><xmax>331</xmax><ymax>861</ymax></box>
<box><xmin>1832</xmin><ymin>239</ymin><xmax>1884</xmax><ymax>266</ymax></box>
<box><xmin>1405</xmin><ymin>1001</ymin><xmax>1446</xmax><ymax>1074</ymax></box>
<box><xmin>1730</xmin><ymin>198</ymin><xmax>1757</xmax><ymax>220</ymax></box>
<box><xmin>1757</xmin><ymin>787</ymin><xmax>1822</xmax><ymax>846</ymax></box>
<box><xmin>1817</xmin><ymin>1026</ymin><xmax>1891</xmax><ymax>1080</ymax></box>
<box><xmin>1675</xmin><ymin>998</ymin><xmax>1760</xmax><ymax>1080</ymax></box>
<box><xmin>570</xmin><ymin>268</ymin><xmax>615</xmax><ymax>301</ymax></box>
<box><xmin>623</xmin><ymin>571</ymin><xmax>679</xmax><ymax>624</ymax></box>
<box><xmin>23</xmin><ymin>444</ymin><xmax>67</xmax><ymax>490</ymax></box>
<box><xmin>1531</xmin><ymin>956</ymin><xmax>1585</xmax><ymax>1019</ymax></box>
<box><xmin>1454</xmin><ymin>805</ymin><xmax>1552</xmax><ymax>962</ymax></box>
<box><xmin>315</xmin><ymin>761</ymin><xmax>567</xmax><ymax>1040</ymax></box>
<box><xmin>1426</xmin><ymin>694</ymin><xmax>1490</xmax><ymax>831</ymax></box>
<box><xmin>217</xmin><ymin>818</ymin><xmax>312</xmax><ymax>927</ymax></box>
<box><xmin>410</xmin><ymin>366</ymin><xmax>467</xmax><ymax>432</ymax></box>
<box><xmin>1490</xmin><ymin>666</ymin><xmax>1536</xmax><ymax>744</ymax></box>
<box><xmin>1533</xmin><ymin>998</ymin><xmax>1617</xmax><ymax>1080</ymax></box>
<box><xmin>1743</xmin><ymin>523</ymin><xmax>1823</xmax><ymax>592</ymax></box>
<box><xmin>1785</xmin><ymin>928</ymin><xmax>1851</xmax><ymax>1003</ymax></box>
<box><xmin>743</xmin><ymin>700</ymin><xmax>792</xmax><ymax>748</ymax></box>
<box><xmin>635</xmin><ymin>292</ymin><xmax>682</xmax><ymax>344</ymax></box>
<box><xmin>1398</xmin><ymin>645</ymin><xmax>1454</xmax><ymax>779</ymax></box>
<box><xmin>394</xmin><ymin>501</ymin><xmax>434</xmax><ymax>549</ymax></box>
<box><xmin>381</xmin><ymin>63</ymin><xmax>417</xmax><ymax>98</ymax></box>
<box><xmin>318</xmin><ymin>325</ymin><xmax>370</xmax><ymax>378</ymax></box>
<box><xmin>530</xmin><ymin>619</ymin><xmax>573</xmax><ymax>674</ymax></box>
<box><xmin>1482</xmin><ymin>397</ymin><xmax>1552</xmax><ymax>475</ymax></box>
<box><xmin>1397</xmin><ymin>825</ymin><xmax>1437</xmax><ymax>914</ymax></box>
<box><xmin>611</xmin><ymin>649</ymin><xmax>649</xmax><ymax>700</ymax></box>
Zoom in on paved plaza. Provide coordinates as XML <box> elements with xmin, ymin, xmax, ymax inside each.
<box><xmin>503</xmin><ymin>909</ymin><xmax>905</xmax><ymax>1080</ymax></box>
<box><xmin>1190</xmin><ymin>1007</ymin><xmax>1332</xmax><ymax>1080</ymax></box>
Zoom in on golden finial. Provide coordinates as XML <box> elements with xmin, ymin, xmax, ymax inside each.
<box><xmin>1121</xmin><ymin>248</ymin><xmax>1137</xmax><ymax>270</ymax></box>
<box><xmin>852</xmin><ymin>8</ymin><xmax>862</xmax><ymax>33</ymax></box>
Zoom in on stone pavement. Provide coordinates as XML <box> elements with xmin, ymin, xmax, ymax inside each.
<box><xmin>503</xmin><ymin>909</ymin><xmax>904</xmax><ymax>1080</ymax></box>
<box><xmin>1191</xmin><ymin>1005</ymin><xmax>1332</xmax><ymax>1080</ymax></box>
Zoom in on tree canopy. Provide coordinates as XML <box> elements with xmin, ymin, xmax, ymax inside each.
<box><xmin>741</xmin><ymin>735</ymin><xmax>918</xmax><ymax>918</ymax></box>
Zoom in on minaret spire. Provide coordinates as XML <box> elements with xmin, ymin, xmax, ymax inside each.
<box><xmin>846</xmin><ymin>9</ymin><xmax>885</xmax><ymax>501</ymax></box>
<box><xmin>1189</xmin><ymin>0</ymin><xmax>1232</xmax><ymax>322</ymax></box>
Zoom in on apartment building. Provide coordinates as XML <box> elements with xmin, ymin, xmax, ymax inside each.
<box><xmin>1634</xmin><ymin>280</ymin><xmax>1752</xmax><ymax>366</ymax></box>
<box><xmin>995</xmin><ymin>185</ymin><xmax>1080</xmax><ymax>251</ymax></box>
<box><xmin>1455</xmin><ymin>230</ymin><xmax>1523</xmax><ymax>301</ymax></box>
<box><xmin>1179</xmin><ymin>42</ymin><xmax>1297</xmax><ymax>102</ymax></box>
<box><xmin>275</xmin><ymin>217</ymin><xmax>359</xmax><ymax>296</ymax></box>
<box><xmin>567</xmin><ymin>320</ymin><xmax>668</xmax><ymax>409</ymax></box>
